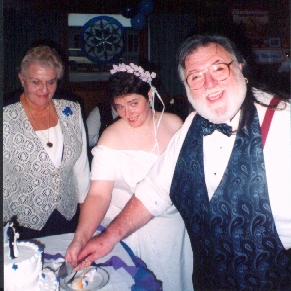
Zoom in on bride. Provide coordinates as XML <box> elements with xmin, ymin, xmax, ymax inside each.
<box><xmin>66</xmin><ymin>63</ymin><xmax>194</xmax><ymax>291</ymax></box>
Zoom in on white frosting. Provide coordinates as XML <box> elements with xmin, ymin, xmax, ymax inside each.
<box><xmin>41</xmin><ymin>268</ymin><xmax>60</xmax><ymax>290</ymax></box>
<box><xmin>69</xmin><ymin>268</ymin><xmax>97</xmax><ymax>290</ymax></box>
<box><xmin>83</xmin><ymin>268</ymin><xmax>96</xmax><ymax>282</ymax></box>
<box><xmin>4</xmin><ymin>242</ymin><xmax>59</xmax><ymax>291</ymax></box>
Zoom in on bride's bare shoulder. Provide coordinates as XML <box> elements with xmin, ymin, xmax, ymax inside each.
<box><xmin>97</xmin><ymin>119</ymin><xmax>125</xmax><ymax>147</ymax></box>
<box><xmin>158</xmin><ymin>112</ymin><xmax>183</xmax><ymax>131</ymax></box>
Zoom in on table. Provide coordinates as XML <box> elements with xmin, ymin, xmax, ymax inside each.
<box><xmin>31</xmin><ymin>227</ymin><xmax>162</xmax><ymax>291</ymax></box>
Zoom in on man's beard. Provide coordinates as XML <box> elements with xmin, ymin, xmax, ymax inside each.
<box><xmin>185</xmin><ymin>80</ymin><xmax>247</xmax><ymax>124</ymax></box>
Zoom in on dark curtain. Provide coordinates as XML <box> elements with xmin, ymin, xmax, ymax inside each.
<box><xmin>3</xmin><ymin>9</ymin><xmax>66</xmax><ymax>96</ymax></box>
<box><xmin>149</xmin><ymin>13</ymin><xmax>196</xmax><ymax>97</ymax></box>
<box><xmin>0</xmin><ymin>4</ymin><xmax>4</xmax><ymax>289</ymax></box>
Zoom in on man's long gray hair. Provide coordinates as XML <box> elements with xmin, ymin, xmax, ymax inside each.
<box><xmin>177</xmin><ymin>34</ymin><xmax>247</xmax><ymax>83</ymax></box>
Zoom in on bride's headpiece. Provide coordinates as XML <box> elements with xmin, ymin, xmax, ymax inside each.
<box><xmin>110</xmin><ymin>63</ymin><xmax>156</xmax><ymax>84</ymax></box>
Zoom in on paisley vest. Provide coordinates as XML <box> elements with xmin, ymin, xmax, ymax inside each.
<box><xmin>170</xmin><ymin>106</ymin><xmax>291</xmax><ymax>290</ymax></box>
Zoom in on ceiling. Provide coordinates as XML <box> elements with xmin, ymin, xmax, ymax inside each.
<box><xmin>4</xmin><ymin>0</ymin><xmax>287</xmax><ymax>15</ymax></box>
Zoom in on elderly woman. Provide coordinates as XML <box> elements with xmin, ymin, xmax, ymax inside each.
<box><xmin>3</xmin><ymin>46</ymin><xmax>90</xmax><ymax>239</ymax></box>
<box><xmin>66</xmin><ymin>63</ymin><xmax>194</xmax><ymax>291</ymax></box>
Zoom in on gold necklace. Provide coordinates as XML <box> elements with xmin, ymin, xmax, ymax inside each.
<box><xmin>26</xmin><ymin>101</ymin><xmax>53</xmax><ymax>148</ymax></box>
<box><xmin>126</xmin><ymin>115</ymin><xmax>156</xmax><ymax>137</ymax></box>
<box><xmin>127</xmin><ymin>123</ymin><xmax>154</xmax><ymax>137</ymax></box>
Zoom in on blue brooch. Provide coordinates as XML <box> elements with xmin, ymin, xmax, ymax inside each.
<box><xmin>12</xmin><ymin>264</ymin><xmax>18</xmax><ymax>270</ymax></box>
<box><xmin>62</xmin><ymin>106</ymin><xmax>73</xmax><ymax>117</ymax></box>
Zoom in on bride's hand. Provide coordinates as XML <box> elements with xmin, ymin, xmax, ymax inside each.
<box><xmin>65</xmin><ymin>238</ymin><xmax>85</xmax><ymax>268</ymax></box>
<box><xmin>73</xmin><ymin>232</ymin><xmax>116</xmax><ymax>271</ymax></box>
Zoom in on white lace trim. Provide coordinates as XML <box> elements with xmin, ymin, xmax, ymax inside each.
<box><xmin>4</xmin><ymin>100</ymin><xmax>82</xmax><ymax>230</ymax></box>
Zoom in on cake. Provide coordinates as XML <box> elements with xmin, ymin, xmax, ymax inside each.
<box><xmin>68</xmin><ymin>268</ymin><xmax>97</xmax><ymax>290</ymax></box>
<box><xmin>4</xmin><ymin>241</ymin><xmax>59</xmax><ymax>291</ymax></box>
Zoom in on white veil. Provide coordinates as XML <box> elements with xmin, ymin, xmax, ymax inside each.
<box><xmin>150</xmin><ymin>85</ymin><xmax>165</xmax><ymax>154</ymax></box>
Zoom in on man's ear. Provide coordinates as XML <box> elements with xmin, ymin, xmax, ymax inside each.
<box><xmin>238</xmin><ymin>63</ymin><xmax>243</xmax><ymax>71</ymax></box>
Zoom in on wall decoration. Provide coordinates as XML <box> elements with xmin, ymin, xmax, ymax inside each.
<box><xmin>80</xmin><ymin>16</ymin><xmax>125</xmax><ymax>64</ymax></box>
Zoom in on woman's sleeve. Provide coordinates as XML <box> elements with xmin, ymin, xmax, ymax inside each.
<box><xmin>90</xmin><ymin>146</ymin><xmax>115</xmax><ymax>181</ymax></box>
<box><xmin>73</xmin><ymin>108</ymin><xmax>91</xmax><ymax>203</ymax></box>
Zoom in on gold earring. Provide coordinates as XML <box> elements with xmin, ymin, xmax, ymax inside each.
<box><xmin>245</xmin><ymin>78</ymin><xmax>249</xmax><ymax>84</ymax></box>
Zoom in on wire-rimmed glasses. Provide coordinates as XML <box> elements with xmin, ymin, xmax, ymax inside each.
<box><xmin>186</xmin><ymin>61</ymin><xmax>234</xmax><ymax>90</ymax></box>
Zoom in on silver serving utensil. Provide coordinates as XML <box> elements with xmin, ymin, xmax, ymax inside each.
<box><xmin>58</xmin><ymin>261</ymin><xmax>74</xmax><ymax>279</ymax></box>
<box><xmin>65</xmin><ymin>257</ymin><xmax>91</xmax><ymax>285</ymax></box>
<box><xmin>66</xmin><ymin>270</ymin><xmax>78</xmax><ymax>285</ymax></box>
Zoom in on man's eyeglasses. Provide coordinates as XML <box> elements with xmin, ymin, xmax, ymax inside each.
<box><xmin>186</xmin><ymin>61</ymin><xmax>234</xmax><ymax>90</ymax></box>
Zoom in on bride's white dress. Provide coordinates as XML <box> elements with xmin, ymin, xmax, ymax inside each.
<box><xmin>91</xmin><ymin>145</ymin><xmax>193</xmax><ymax>291</ymax></box>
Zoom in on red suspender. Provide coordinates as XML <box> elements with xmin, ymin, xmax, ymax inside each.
<box><xmin>260</xmin><ymin>96</ymin><xmax>280</xmax><ymax>149</ymax></box>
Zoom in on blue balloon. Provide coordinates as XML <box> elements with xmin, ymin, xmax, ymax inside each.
<box><xmin>138</xmin><ymin>0</ymin><xmax>154</xmax><ymax>15</ymax></box>
<box><xmin>122</xmin><ymin>5</ymin><xmax>138</xmax><ymax>19</ymax></box>
<box><xmin>131</xmin><ymin>13</ymin><xmax>146</xmax><ymax>30</ymax></box>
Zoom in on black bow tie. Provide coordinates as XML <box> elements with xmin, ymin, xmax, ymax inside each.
<box><xmin>201</xmin><ymin>117</ymin><xmax>232</xmax><ymax>137</ymax></box>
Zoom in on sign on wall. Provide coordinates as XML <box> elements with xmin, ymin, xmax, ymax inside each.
<box><xmin>253</xmin><ymin>48</ymin><xmax>286</xmax><ymax>64</ymax></box>
<box><xmin>231</xmin><ymin>9</ymin><xmax>269</xmax><ymax>40</ymax></box>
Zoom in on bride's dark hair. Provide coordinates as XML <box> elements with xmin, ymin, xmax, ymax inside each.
<box><xmin>106</xmin><ymin>72</ymin><xmax>151</xmax><ymax>108</ymax></box>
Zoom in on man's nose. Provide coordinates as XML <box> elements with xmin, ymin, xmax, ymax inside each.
<box><xmin>203</xmin><ymin>73</ymin><xmax>218</xmax><ymax>89</ymax></box>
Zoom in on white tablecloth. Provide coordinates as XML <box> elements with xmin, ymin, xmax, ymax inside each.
<box><xmin>31</xmin><ymin>231</ymin><xmax>161</xmax><ymax>291</ymax></box>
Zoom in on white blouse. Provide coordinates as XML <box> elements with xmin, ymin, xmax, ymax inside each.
<box><xmin>35</xmin><ymin>122</ymin><xmax>63</xmax><ymax>168</ymax></box>
<box><xmin>35</xmin><ymin>115</ymin><xmax>90</xmax><ymax>203</ymax></box>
